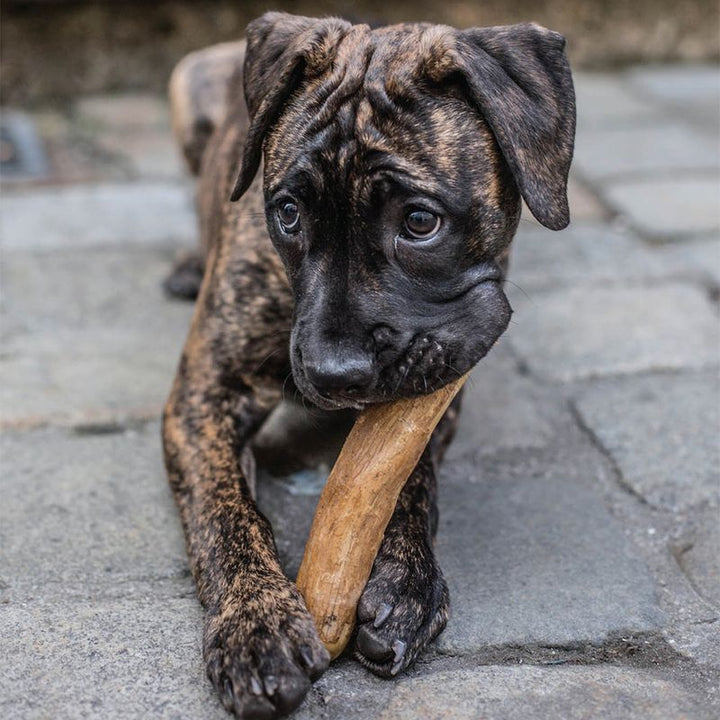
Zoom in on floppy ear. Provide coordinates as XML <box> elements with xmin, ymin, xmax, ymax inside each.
<box><xmin>450</xmin><ymin>24</ymin><xmax>576</xmax><ymax>230</ymax></box>
<box><xmin>230</xmin><ymin>12</ymin><xmax>351</xmax><ymax>201</ymax></box>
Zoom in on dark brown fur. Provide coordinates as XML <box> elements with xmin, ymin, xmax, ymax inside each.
<box><xmin>163</xmin><ymin>12</ymin><xmax>574</xmax><ymax>718</ymax></box>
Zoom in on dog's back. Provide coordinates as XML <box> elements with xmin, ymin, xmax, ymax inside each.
<box><xmin>168</xmin><ymin>40</ymin><xmax>248</xmax><ymax>177</ymax></box>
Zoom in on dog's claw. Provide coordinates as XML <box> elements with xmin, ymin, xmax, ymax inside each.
<box><xmin>374</xmin><ymin>602</ymin><xmax>393</xmax><ymax>628</ymax></box>
<box><xmin>263</xmin><ymin>675</ymin><xmax>278</xmax><ymax>696</ymax></box>
<box><xmin>299</xmin><ymin>644</ymin><xmax>314</xmax><ymax>668</ymax></box>
<box><xmin>390</xmin><ymin>639</ymin><xmax>407</xmax><ymax>675</ymax></box>
<box><xmin>250</xmin><ymin>675</ymin><xmax>263</xmax><ymax>696</ymax></box>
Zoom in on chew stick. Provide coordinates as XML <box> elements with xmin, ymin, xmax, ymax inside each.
<box><xmin>296</xmin><ymin>373</ymin><xmax>468</xmax><ymax>659</ymax></box>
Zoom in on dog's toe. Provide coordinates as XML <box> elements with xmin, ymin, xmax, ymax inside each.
<box><xmin>356</xmin><ymin>625</ymin><xmax>394</xmax><ymax>663</ymax></box>
<box><xmin>354</xmin><ymin>548</ymin><xmax>449</xmax><ymax>677</ymax></box>
<box><xmin>203</xmin><ymin>583</ymin><xmax>329</xmax><ymax>718</ymax></box>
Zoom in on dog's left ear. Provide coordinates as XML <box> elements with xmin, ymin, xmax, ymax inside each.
<box><xmin>230</xmin><ymin>12</ymin><xmax>352</xmax><ymax>201</ymax></box>
<box><xmin>437</xmin><ymin>24</ymin><xmax>576</xmax><ymax>230</ymax></box>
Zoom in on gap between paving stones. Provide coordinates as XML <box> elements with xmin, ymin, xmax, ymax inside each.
<box><xmin>569</xmin><ymin>399</ymin><xmax>652</xmax><ymax>508</ymax></box>
<box><xmin>429</xmin><ymin>632</ymin><xmax>678</xmax><ymax>668</ymax></box>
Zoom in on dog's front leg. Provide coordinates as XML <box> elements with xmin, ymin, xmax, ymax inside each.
<box><xmin>353</xmin><ymin>395</ymin><xmax>462</xmax><ymax>676</ymax></box>
<box><xmin>163</xmin><ymin>346</ymin><xmax>329</xmax><ymax>718</ymax></box>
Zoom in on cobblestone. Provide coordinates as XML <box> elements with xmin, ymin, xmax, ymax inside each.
<box><xmin>573</xmin><ymin>372</ymin><xmax>720</xmax><ymax>511</ymax></box>
<box><xmin>574</xmin><ymin>124</ymin><xmax>719</xmax><ymax>181</ymax></box>
<box><xmin>0</xmin><ymin>182</ymin><xmax>196</xmax><ymax>250</ymax></box>
<box><xmin>507</xmin><ymin>283</ymin><xmax>719</xmax><ymax>382</ymax></box>
<box><xmin>602</xmin><ymin>177</ymin><xmax>720</xmax><ymax>239</ymax></box>
<box><xmin>1</xmin><ymin>246</ymin><xmax>193</xmax><ymax>427</ymax></box>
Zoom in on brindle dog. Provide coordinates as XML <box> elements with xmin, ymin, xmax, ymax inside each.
<box><xmin>163</xmin><ymin>11</ymin><xmax>575</xmax><ymax>718</ymax></box>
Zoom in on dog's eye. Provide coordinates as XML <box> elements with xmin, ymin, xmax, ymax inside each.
<box><xmin>402</xmin><ymin>209</ymin><xmax>441</xmax><ymax>240</ymax></box>
<box><xmin>277</xmin><ymin>200</ymin><xmax>300</xmax><ymax>233</ymax></box>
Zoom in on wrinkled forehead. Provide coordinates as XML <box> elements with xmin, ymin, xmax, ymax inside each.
<box><xmin>263</xmin><ymin>23</ymin><xmax>492</xmax><ymax>199</ymax></box>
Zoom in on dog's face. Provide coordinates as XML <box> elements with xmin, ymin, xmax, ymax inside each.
<box><xmin>233</xmin><ymin>14</ymin><xmax>576</xmax><ymax>410</ymax></box>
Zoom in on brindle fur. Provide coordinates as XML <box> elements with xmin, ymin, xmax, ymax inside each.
<box><xmin>163</xmin><ymin>12</ymin><xmax>574</xmax><ymax>718</ymax></box>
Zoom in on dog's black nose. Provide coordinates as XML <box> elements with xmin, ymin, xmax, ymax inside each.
<box><xmin>304</xmin><ymin>353</ymin><xmax>375</xmax><ymax>396</ymax></box>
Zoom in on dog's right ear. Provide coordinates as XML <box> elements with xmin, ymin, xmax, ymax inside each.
<box><xmin>230</xmin><ymin>12</ymin><xmax>351</xmax><ymax>201</ymax></box>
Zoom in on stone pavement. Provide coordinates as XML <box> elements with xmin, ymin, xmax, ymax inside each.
<box><xmin>1</xmin><ymin>65</ymin><xmax>719</xmax><ymax>719</ymax></box>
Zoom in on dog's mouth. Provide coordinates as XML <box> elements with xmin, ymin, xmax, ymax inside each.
<box><xmin>291</xmin><ymin>332</ymin><xmax>474</xmax><ymax>412</ymax></box>
<box><xmin>290</xmin><ymin>278</ymin><xmax>512</xmax><ymax>411</ymax></box>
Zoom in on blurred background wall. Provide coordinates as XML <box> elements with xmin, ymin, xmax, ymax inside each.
<box><xmin>2</xmin><ymin>0</ymin><xmax>719</xmax><ymax>106</ymax></box>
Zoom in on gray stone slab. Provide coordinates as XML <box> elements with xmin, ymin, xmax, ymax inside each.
<box><xmin>507</xmin><ymin>283</ymin><xmax>720</xmax><ymax>382</ymax></box>
<box><xmin>573</xmin><ymin>372</ymin><xmax>720</xmax><ymax>512</ymax></box>
<box><xmin>445</xmin><ymin>343</ymin><xmax>576</xmax><ymax>461</ymax></box>
<box><xmin>0</xmin><ymin>181</ymin><xmax>196</xmax><ymax>250</ymax></box>
<box><xmin>0</xmin><ymin>423</ymin><xmax>189</xmax><ymax>602</ymax></box>
<box><xmin>435</xmin><ymin>451</ymin><xmax>664</xmax><ymax>652</ymax></box>
<box><xmin>297</xmin><ymin>662</ymin><xmax>716</xmax><ymax>720</ymax></box>
<box><xmin>96</xmin><ymin>129</ymin><xmax>184</xmax><ymax>180</ymax></box>
<box><xmin>0</xmin><ymin>596</ymin><xmax>226</xmax><ymax>720</ymax></box>
<box><xmin>510</xmin><ymin>222</ymin><xmax>684</xmax><ymax>291</ymax></box>
<box><xmin>654</xmin><ymin>235</ymin><xmax>720</xmax><ymax>287</ymax></box>
<box><xmin>602</xmin><ymin>177</ymin><xmax>720</xmax><ymax>239</ymax></box>
<box><xmin>676</xmin><ymin>507</ymin><xmax>720</xmax><ymax>610</ymax></box>
<box><xmin>371</xmin><ymin>666</ymin><xmax>713</xmax><ymax>720</ymax></box>
<box><xmin>573</xmin><ymin>72</ymin><xmax>660</xmax><ymax>130</ymax></box>
<box><xmin>0</xmin><ymin>246</ymin><xmax>194</xmax><ymax>427</ymax></box>
<box><xmin>626</xmin><ymin>65</ymin><xmax>720</xmax><ymax>127</ymax></box>
<box><xmin>573</xmin><ymin>124</ymin><xmax>719</xmax><ymax>182</ymax></box>
<box><xmin>75</xmin><ymin>94</ymin><xmax>172</xmax><ymax>131</ymax></box>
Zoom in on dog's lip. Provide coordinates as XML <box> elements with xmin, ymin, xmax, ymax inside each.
<box><xmin>291</xmin><ymin>371</ymin><xmax>372</xmax><ymax>411</ymax></box>
<box><xmin>434</xmin><ymin>270</ymin><xmax>502</xmax><ymax>305</ymax></box>
<box><xmin>304</xmin><ymin>391</ymin><xmax>369</xmax><ymax>412</ymax></box>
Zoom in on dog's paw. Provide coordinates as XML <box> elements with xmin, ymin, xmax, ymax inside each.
<box><xmin>163</xmin><ymin>251</ymin><xmax>205</xmax><ymax>300</ymax></box>
<box><xmin>353</xmin><ymin>538</ymin><xmax>449</xmax><ymax>677</ymax></box>
<box><xmin>204</xmin><ymin>578</ymin><xmax>329</xmax><ymax>719</ymax></box>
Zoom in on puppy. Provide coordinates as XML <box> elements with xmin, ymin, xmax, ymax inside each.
<box><xmin>163</xmin><ymin>12</ymin><xmax>575</xmax><ymax>718</ymax></box>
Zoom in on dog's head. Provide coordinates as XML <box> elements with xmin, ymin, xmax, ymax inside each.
<box><xmin>232</xmin><ymin>12</ymin><xmax>575</xmax><ymax>410</ymax></box>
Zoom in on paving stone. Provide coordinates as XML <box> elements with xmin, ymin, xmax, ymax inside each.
<box><xmin>602</xmin><ymin>177</ymin><xmax>720</xmax><ymax>239</ymax></box>
<box><xmin>507</xmin><ymin>283</ymin><xmax>720</xmax><ymax>382</ymax></box>
<box><xmin>573</xmin><ymin>72</ymin><xmax>660</xmax><ymax>130</ymax></box>
<box><xmin>372</xmin><ymin>666</ymin><xmax>713</xmax><ymax>720</ymax></box>
<box><xmin>676</xmin><ymin>508</ymin><xmax>720</xmax><ymax>609</ymax></box>
<box><xmin>0</xmin><ymin>182</ymin><xmax>196</xmax><ymax>250</ymax></box>
<box><xmin>626</xmin><ymin>65</ymin><xmax>720</xmax><ymax>127</ymax></box>
<box><xmin>0</xmin><ymin>596</ymin><xmax>226</xmax><ymax>720</ymax></box>
<box><xmin>0</xmin><ymin>246</ymin><xmax>194</xmax><ymax>427</ymax></box>
<box><xmin>296</xmin><ymin>663</ymin><xmax>716</xmax><ymax>720</ymax></box>
<box><xmin>0</xmin><ymin>423</ymin><xmax>189</xmax><ymax>601</ymax></box>
<box><xmin>573</xmin><ymin>124</ymin><xmax>719</xmax><ymax>182</ymax></box>
<box><xmin>510</xmin><ymin>222</ymin><xmax>682</xmax><ymax>291</ymax></box>
<box><xmin>93</xmin><ymin>129</ymin><xmax>184</xmax><ymax>180</ymax></box>
<box><xmin>435</xmin><ymin>449</ymin><xmax>664</xmax><ymax>652</ymax></box>
<box><xmin>654</xmin><ymin>235</ymin><xmax>720</xmax><ymax>287</ymax></box>
<box><xmin>444</xmin><ymin>343</ymin><xmax>576</xmax><ymax>461</ymax></box>
<box><xmin>76</xmin><ymin>93</ymin><xmax>172</xmax><ymax>131</ymax></box>
<box><xmin>573</xmin><ymin>372</ymin><xmax>720</xmax><ymax>512</ymax></box>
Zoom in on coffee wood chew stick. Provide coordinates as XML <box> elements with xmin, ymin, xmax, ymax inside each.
<box><xmin>296</xmin><ymin>373</ymin><xmax>468</xmax><ymax>659</ymax></box>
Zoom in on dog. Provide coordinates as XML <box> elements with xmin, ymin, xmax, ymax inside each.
<box><xmin>162</xmin><ymin>11</ymin><xmax>575</xmax><ymax>718</ymax></box>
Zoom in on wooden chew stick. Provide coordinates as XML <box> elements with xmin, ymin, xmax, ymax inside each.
<box><xmin>296</xmin><ymin>373</ymin><xmax>469</xmax><ymax>659</ymax></box>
